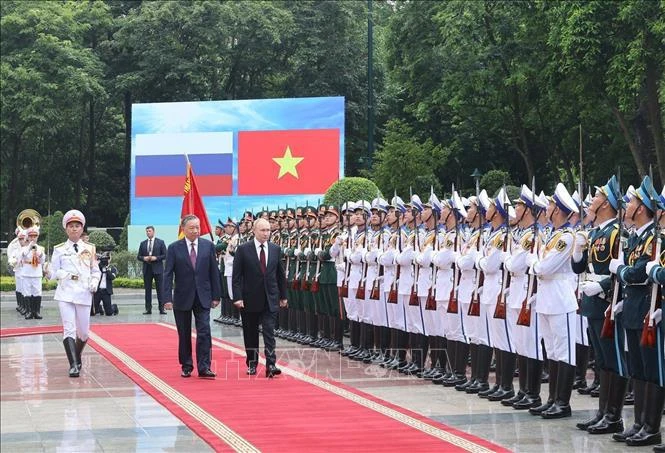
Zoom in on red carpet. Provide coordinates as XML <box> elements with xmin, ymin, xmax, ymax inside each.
<box><xmin>0</xmin><ymin>325</ymin><xmax>62</xmax><ymax>338</ymax></box>
<box><xmin>88</xmin><ymin>323</ymin><xmax>508</xmax><ymax>452</ymax></box>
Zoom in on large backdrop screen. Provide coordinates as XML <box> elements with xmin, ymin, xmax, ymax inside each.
<box><xmin>128</xmin><ymin>96</ymin><xmax>345</xmax><ymax>250</ymax></box>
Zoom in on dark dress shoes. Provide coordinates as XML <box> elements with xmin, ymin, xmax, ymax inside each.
<box><xmin>266</xmin><ymin>365</ymin><xmax>282</xmax><ymax>378</ymax></box>
<box><xmin>159</xmin><ymin>310</ymin><xmax>167</xmax><ymax>315</ymax></box>
<box><xmin>181</xmin><ymin>369</ymin><xmax>192</xmax><ymax>378</ymax></box>
<box><xmin>247</xmin><ymin>366</ymin><xmax>257</xmax><ymax>376</ymax></box>
<box><xmin>199</xmin><ymin>369</ymin><xmax>216</xmax><ymax>379</ymax></box>
<box><xmin>143</xmin><ymin>311</ymin><xmax>152</xmax><ymax>315</ymax></box>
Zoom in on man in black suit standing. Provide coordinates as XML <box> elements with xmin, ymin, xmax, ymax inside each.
<box><xmin>137</xmin><ymin>226</ymin><xmax>167</xmax><ymax>314</ymax></box>
<box><xmin>233</xmin><ymin>218</ymin><xmax>288</xmax><ymax>378</ymax></box>
<box><xmin>163</xmin><ymin>215</ymin><xmax>221</xmax><ymax>379</ymax></box>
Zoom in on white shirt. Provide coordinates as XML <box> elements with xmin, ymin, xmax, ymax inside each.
<box><xmin>187</xmin><ymin>239</ymin><xmax>198</xmax><ymax>254</ymax></box>
<box><xmin>254</xmin><ymin>238</ymin><xmax>268</xmax><ymax>267</ymax></box>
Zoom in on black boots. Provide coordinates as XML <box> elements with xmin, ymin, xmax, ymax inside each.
<box><xmin>514</xmin><ymin>358</ymin><xmax>543</xmax><ymax>410</ymax></box>
<box><xmin>577</xmin><ymin>368</ymin><xmax>610</xmax><ymax>430</ymax></box>
<box><xmin>530</xmin><ymin>359</ymin><xmax>558</xmax><ymax>415</ymax></box>
<box><xmin>24</xmin><ymin>296</ymin><xmax>42</xmax><ymax>320</ymax></box>
<box><xmin>626</xmin><ymin>382</ymin><xmax>664</xmax><ymax>446</ymax></box>
<box><xmin>75</xmin><ymin>337</ymin><xmax>87</xmax><ymax>370</ymax></box>
<box><xmin>587</xmin><ymin>371</ymin><xmax>627</xmax><ymax>434</ymax></box>
<box><xmin>541</xmin><ymin>361</ymin><xmax>575</xmax><ymax>419</ymax></box>
<box><xmin>63</xmin><ymin>337</ymin><xmax>80</xmax><ymax>377</ymax></box>
<box><xmin>489</xmin><ymin>351</ymin><xmax>516</xmax><ymax>401</ymax></box>
<box><xmin>613</xmin><ymin>378</ymin><xmax>647</xmax><ymax>442</ymax></box>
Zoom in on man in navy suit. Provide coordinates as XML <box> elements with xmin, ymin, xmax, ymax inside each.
<box><xmin>137</xmin><ymin>226</ymin><xmax>167</xmax><ymax>314</ymax></box>
<box><xmin>232</xmin><ymin>218</ymin><xmax>288</xmax><ymax>378</ymax></box>
<box><xmin>163</xmin><ymin>215</ymin><xmax>222</xmax><ymax>379</ymax></box>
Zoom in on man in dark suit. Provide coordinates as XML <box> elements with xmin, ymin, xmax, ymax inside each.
<box><xmin>137</xmin><ymin>226</ymin><xmax>167</xmax><ymax>314</ymax></box>
<box><xmin>233</xmin><ymin>218</ymin><xmax>288</xmax><ymax>378</ymax></box>
<box><xmin>163</xmin><ymin>215</ymin><xmax>221</xmax><ymax>379</ymax></box>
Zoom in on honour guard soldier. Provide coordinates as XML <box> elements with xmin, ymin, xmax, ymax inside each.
<box><xmin>217</xmin><ymin>218</ymin><xmax>239</xmax><ymax>325</ymax></box>
<box><xmin>528</xmin><ymin>184</ymin><xmax>579</xmax><ymax>419</ymax></box>
<box><xmin>347</xmin><ymin>201</ymin><xmax>371</xmax><ymax>361</ymax></box>
<box><xmin>20</xmin><ymin>227</ymin><xmax>46</xmax><ymax>319</ymax></box>
<box><xmin>478</xmin><ymin>188</ymin><xmax>516</xmax><ymax>401</ymax></box>
<box><xmin>573</xmin><ymin>175</ymin><xmax>628</xmax><ymax>434</ymax></box>
<box><xmin>332</xmin><ymin>202</ymin><xmax>356</xmax><ymax>355</ymax></box>
<box><xmin>455</xmin><ymin>192</ymin><xmax>491</xmax><ymax>393</ymax></box>
<box><xmin>317</xmin><ymin>205</ymin><xmax>344</xmax><ymax>351</ymax></box>
<box><xmin>433</xmin><ymin>191</ymin><xmax>469</xmax><ymax>386</ymax></box>
<box><xmin>8</xmin><ymin>228</ymin><xmax>28</xmax><ymax>315</ymax></box>
<box><xmin>379</xmin><ymin>196</ymin><xmax>407</xmax><ymax>369</ymax></box>
<box><xmin>298</xmin><ymin>206</ymin><xmax>318</xmax><ymax>345</ymax></box>
<box><xmin>610</xmin><ymin>176</ymin><xmax>664</xmax><ymax>446</ymax></box>
<box><xmin>48</xmin><ymin>210</ymin><xmax>101</xmax><ymax>377</ymax></box>
<box><xmin>505</xmin><ymin>185</ymin><xmax>548</xmax><ymax>410</ymax></box>
<box><xmin>365</xmin><ymin>198</ymin><xmax>390</xmax><ymax>364</ymax></box>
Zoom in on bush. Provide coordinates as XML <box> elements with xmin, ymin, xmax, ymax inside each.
<box><xmin>89</xmin><ymin>229</ymin><xmax>116</xmax><ymax>251</ymax></box>
<box><xmin>111</xmin><ymin>250</ymin><xmax>142</xmax><ymax>278</ymax></box>
<box><xmin>0</xmin><ymin>276</ymin><xmax>144</xmax><ymax>291</ymax></box>
<box><xmin>114</xmin><ymin>277</ymin><xmax>146</xmax><ymax>288</ymax></box>
<box><xmin>1</xmin><ymin>253</ymin><xmax>9</xmax><ymax>277</ymax></box>
<box><xmin>323</xmin><ymin>177</ymin><xmax>382</xmax><ymax>207</ymax></box>
<box><xmin>481</xmin><ymin>169</ymin><xmax>513</xmax><ymax>198</ymax></box>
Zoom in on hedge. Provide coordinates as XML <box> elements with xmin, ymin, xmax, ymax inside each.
<box><xmin>0</xmin><ymin>276</ymin><xmax>147</xmax><ymax>292</ymax></box>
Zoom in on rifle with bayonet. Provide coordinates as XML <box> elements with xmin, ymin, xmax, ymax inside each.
<box><xmin>601</xmin><ymin>167</ymin><xmax>623</xmax><ymax>339</ymax></box>
<box><xmin>517</xmin><ymin>177</ymin><xmax>538</xmax><ymax>327</ymax></box>
<box><xmin>641</xmin><ymin>166</ymin><xmax>662</xmax><ymax>347</ymax></box>
<box><xmin>494</xmin><ymin>184</ymin><xmax>510</xmax><ymax>320</ymax></box>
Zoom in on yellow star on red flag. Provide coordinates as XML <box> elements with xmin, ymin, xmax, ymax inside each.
<box><xmin>272</xmin><ymin>146</ymin><xmax>304</xmax><ymax>179</ymax></box>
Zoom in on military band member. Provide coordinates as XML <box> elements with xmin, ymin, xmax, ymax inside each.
<box><xmin>8</xmin><ymin>228</ymin><xmax>28</xmax><ymax>315</ymax></box>
<box><xmin>20</xmin><ymin>227</ymin><xmax>46</xmax><ymax>320</ymax></box>
<box><xmin>527</xmin><ymin>184</ymin><xmax>579</xmax><ymax>419</ymax></box>
<box><xmin>610</xmin><ymin>176</ymin><xmax>664</xmax><ymax>446</ymax></box>
<box><xmin>572</xmin><ymin>176</ymin><xmax>628</xmax><ymax>434</ymax></box>
<box><xmin>48</xmin><ymin>210</ymin><xmax>101</xmax><ymax>377</ymax></box>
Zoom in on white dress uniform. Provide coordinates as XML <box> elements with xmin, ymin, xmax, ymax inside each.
<box><xmin>434</xmin><ymin>227</ymin><xmax>463</xmax><ymax>341</ymax></box>
<box><xmin>223</xmin><ymin>234</ymin><xmax>239</xmax><ymax>299</ymax></box>
<box><xmin>364</xmin><ymin>227</ymin><xmax>388</xmax><ymax>327</ymax></box>
<box><xmin>19</xmin><ymin>240</ymin><xmax>45</xmax><ymax>297</ymax></box>
<box><xmin>397</xmin><ymin>226</ymin><xmax>421</xmax><ymax>334</ymax></box>
<box><xmin>346</xmin><ymin>229</ymin><xmax>366</xmax><ymax>323</ymax></box>
<box><xmin>379</xmin><ymin>228</ymin><xmax>401</xmax><ymax>329</ymax></box>
<box><xmin>456</xmin><ymin>228</ymin><xmax>486</xmax><ymax>345</ymax></box>
<box><xmin>417</xmin><ymin>228</ymin><xmax>439</xmax><ymax>337</ymax></box>
<box><xmin>50</xmin><ymin>239</ymin><xmax>101</xmax><ymax>340</ymax></box>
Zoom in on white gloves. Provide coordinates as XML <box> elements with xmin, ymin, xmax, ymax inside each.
<box><xmin>294</xmin><ymin>248</ymin><xmax>302</xmax><ymax>257</ymax></box>
<box><xmin>612</xmin><ymin>300</ymin><xmax>624</xmax><ymax>315</ymax></box>
<box><xmin>573</xmin><ymin>231</ymin><xmax>587</xmax><ymax>256</ymax></box>
<box><xmin>335</xmin><ymin>235</ymin><xmax>344</xmax><ymax>245</ymax></box>
<box><xmin>476</xmin><ymin>286</ymin><xmax>484</xmax><ymax>296</ymax></box>
<box><xmin>526</xmin><ymin>253</ymin><xmax>538</xmax><ymax>268</ymax></box>
<box><xmin>646</xmin><ymin>260</ymin><xmax>659</xmax><ymax>276</ymax></box>
<box><xmin>88</xmin><ymin>279</ymin><xmax>99</xmax><ymax>292</ymax></box>
<box><xmin>503</xmin><ymin>288</ymin><xmax>510</xmax><ymax>299</ymax></box>
<box><xmin>650</xmin><ymin>308</ymin><xmax>663</xmax><ymax>325</ymax></box>
<box><xmin>580</xmin><ymin>281</ymin><xmax>604</xmax><ymax>297</ymax></box>
<box><xmin>314</xmin><ymin>248</ymin><xmax>322</xmax><ymax>256</ymax></box>
<box><xmin>609</xmin><ymin>258</ymin><xmax>622</xmax><ymax>275</ymax></box>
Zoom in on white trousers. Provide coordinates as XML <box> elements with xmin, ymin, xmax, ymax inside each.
<box><xmin>514</xmin><ymin>308</ymin><xmax>543</xmax><ymax>360</ymax></box>
<box><xmin>58</xmin><ymin>301</ymin><xmax>91</xmax><ymax>341</ymax></box>
<box><xmin>22</xmin><ymin>277</ymin><xmax>43</xmax><ymax>297</ymax></box>
<box><xmin>538</xmin><ymin>311</ymin><xmax>576</xmax><ymax>365</ymax></box>
<box><xmin>385</xmin><ymin>291</ymin><xmax>406</xmax><ymax>331</ymax></box>
<box><xmin>465</xmin><ymin>303</ymin><xmax>491</xmax><ymax>346</ymax></box>
<box><xmin>575</xmin><ymin>313</ymin><xmax>589</xmax><ymax>346</ymax></box>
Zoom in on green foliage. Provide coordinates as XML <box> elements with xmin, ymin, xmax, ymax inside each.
<box><xmin>39</xmin><ymin>211</ymin><xmax>67</xmax><ymax>254</ymax></box>
<box><xmin>110</xmin><ymin>249</ymin><xmax>142</xmax><ymax>278</ymax></box>
<box><xmin>1</xmin><ymin>253</ymin><xmax>9</xmax><ymax>277</ymax></box>
<box><xmin>113</xmin><ymin>277</ymin><xmax>145</xmax><ymax>289</ymax></box>
<box><xmin>323</xmin><ymin>177</ymin><xmax>381</xmax><ymax>207</ymax></box>
<box><xmin>370</xmin><ymin>119</ymin><xmax>445</xmax><ymax>197</ymax></box>
<box><xmin>481</xmin><ymin>170</ymin><xmax>513</xmax><ymax>199</ymax></box>
<box><xmin>88</xmin><ymin>229</ymin><xmax>116</xmax><ymax>251</ymax></box>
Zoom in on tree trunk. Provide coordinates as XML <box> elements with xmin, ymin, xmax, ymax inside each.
<box><xmin>7</xmin><ymin>133</ymin><xmax>21</xmax><ymax>236</ymax></box>
<box><xmin>611</xmin><ymin>105</ymin><xmax>646</xmax><ymax>177</ymax></box>
<box><xmin>123</xmin><ymin>91</ymin><xmax>132</xmax><ymax>207</ymax></box>
<box><xmin>76</xmin><ymin>104</ymin><xmax>86</xmax><ymax>207</ymax></box>
<box><xmin>645</xmin><ymin>56</ymin><xmax>665</xmax><ymax>186</ymax></box>
<box><xmin>87</xmin><ymin>97</ymin><xmax>96</xmax><ymax>214</ymax></box>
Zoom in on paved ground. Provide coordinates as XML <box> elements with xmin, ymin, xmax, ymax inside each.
<box><xmin>0</xmin><ymin>289</ymin><xmax>647</xmax><ymax>452</ymax></box>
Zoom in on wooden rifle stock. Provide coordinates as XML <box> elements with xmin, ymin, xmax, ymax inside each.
<box><xmin>387</xmin><ymin>266</ymin><xmax>399</xmax><ymax>304</ymax></box>
<box><xmin>640</xmin><ymin>236</ymin><xmax>661</xmax><ymax>347</ymax></box>
<box><xmin>467</xmin><ymin>270</ymin><xmax>482</xmax><ymax>316</ymax></box>
<box><xmin>601</xmin><ymin>229</ymin><xmax>623</xmax><ymax>339</ymax></box>
<box><xmin>447</xmin><ymin>269</ymin><xmax>460</xmax><ymax>313</ymax></box>
<box><xmin>493</xmin><ymin>228</ymin><xmax>510</xmax><ymax>320</ymax></box>
<box><xmin>425</xmin><ymin>285</ymin><xmax>436</xmax><ymax>310</ymax></box>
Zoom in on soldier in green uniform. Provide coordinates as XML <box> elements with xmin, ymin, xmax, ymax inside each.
<box><xmin>318</xmin><ymin>205</ymin><xmax>343</xmax><ymax>351</ymax></box>
<box><xmin>610</xmin><ymin>176</ymin><xmax>663</xmax><ymax>446</ymax></box>
<box><xmin>301</xmin><ymin>206</ymin><xmax>320</xmax><ymax>345</ymax></box>
<box><xmin>572</xmin><ymin>175</ymin><xmax>628</xmax><ymax>434</ymax></box>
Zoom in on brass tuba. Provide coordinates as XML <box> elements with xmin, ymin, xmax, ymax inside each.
<box><xmin>17</xmin><ymin>209</ymin><xmax>41</xmax><ymax>230</ymax></box>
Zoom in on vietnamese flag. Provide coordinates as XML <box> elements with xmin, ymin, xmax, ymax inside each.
<box><xmin>178</xmin><ymin>161</ymin><xmax>213</xmax><ymax>239</ymax></box>
<box><xmin>238</xmin><ymin>129</ymin><xmax>340</xmax><ymax>195</ymax></box>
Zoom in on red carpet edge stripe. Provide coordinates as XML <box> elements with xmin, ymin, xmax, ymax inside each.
<box><xmin>0</xmin><ymin>325</ymin><xmax>62</xmax><ymax>338</ymax></box>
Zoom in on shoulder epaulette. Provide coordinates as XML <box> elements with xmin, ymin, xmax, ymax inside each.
<box><xmin>54</xmin><ymin>242</ymin><xmax>66</xmax><ymax>248</ymax></box>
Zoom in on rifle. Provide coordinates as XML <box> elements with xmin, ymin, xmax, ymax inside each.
<box><xmin>300</xmin><ymin>214</ymin><xmax>312</xmax><ymax>291</ymax></box>
<box><xmin>409</xmin><ymin>201</ymin><xmax>420</xmax><ymax>307</ymax></box>
<box><xmin>292</xmin><ymin>211</ymin><xmax>302</xmax><ymax>290</ymax></box>
<box><xmin>448</xmin><ymin>188</ymin><xmax>461</xmax><ymax>314</ymax></box>
<box><xmin>369</xmin><ymin>221</ymin><xmax>383</xmax><ymax>300</ymax></box>
<box><xmin>641</xmin><ymin>167</ymin><xmax>661</xmax><ymax>347</ymax></box>
<box><xmin>601</xmin><ymin>167</ymin><xmax>622</xmax><ymax>339</ymax></box>
<box><xmin>356</xmin><ymin>209</ymin><xmax>368</xmax><ymax>300</ymax></box>
<box><xmin>468</xmin><ymin>180</ymin><xmax>483</xmax><ymax>317</ymax></box>
<box><xmin>310</xmin><ymin>225</ymin><xmax>322</xmax><ymax>294</ymax></box>
<box><xmin>387</xmin><ymin>207</ymin><xmax>400</xmax><ymax>304</ymax></box>
<box><xmin>425</xmin><ymin>201</ymin><xmax>438</xmax><ymax>311</ymax></box>
<box><xmin>339</xmin><ymin>206</ymin><xmax>350</xmax><ymax>298</ymax></box>
<box><xmin>576</xmin><ymin>132</ymin><xmax>585</xmax><ymax>314</ymax></box>
<box><xmin>517</xmin><ymin>177</ymin><xmax>538</xmax><ymax>327</ymax></box>
<box><xmin>494</xmin><ymin>185</ymin><xmax>510</xmax><ymax>319</ymax></box>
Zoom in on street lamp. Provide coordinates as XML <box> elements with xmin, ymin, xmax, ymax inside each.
<box><xmin>471</xmin><ymin>168</ymin><xmax>482</xmax><ymax>193</ymax></box>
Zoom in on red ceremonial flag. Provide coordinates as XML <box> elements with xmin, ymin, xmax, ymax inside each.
<box><xmin>237</xmin><ymin>129</ymin><xmax>340</xmax><ymax>195</ymax></box>
<box><xmin>178</xmin><ymin>161</ymin><xmax>213</xmax><ymax>239</ymax></box>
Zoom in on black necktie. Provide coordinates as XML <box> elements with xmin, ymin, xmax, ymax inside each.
<box><xmin>260</xmin><ymin>244</ymin><xmax>266</xmax><ymax>274</ymax></box>
<box><xmin>73</xmin><ymin>243</ymin><xmax>78</xmax><ymax>253</ymax></box>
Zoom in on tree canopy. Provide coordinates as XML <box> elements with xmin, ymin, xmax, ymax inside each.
<box><xmin>1</xmin><ymin>0</ymin><xmax>662</xmax><ymax>243</ymax></box>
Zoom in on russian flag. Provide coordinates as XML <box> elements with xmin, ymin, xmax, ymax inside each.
<box><xmin>134</xmin><ymin>132</ymin><xmax>233</xmax><ymax>197</ymax></box>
